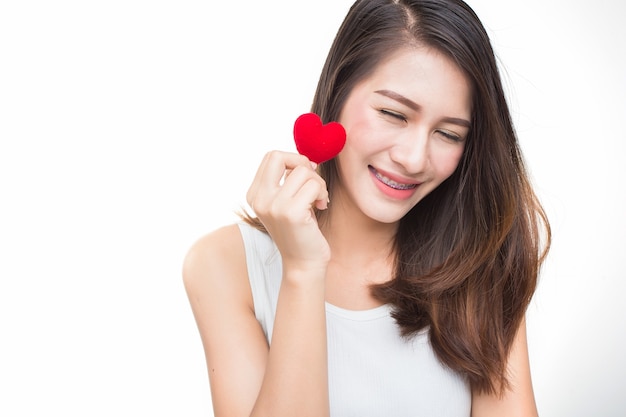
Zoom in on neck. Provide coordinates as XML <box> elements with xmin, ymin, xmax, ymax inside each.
<box><xmin>319</xmin><ymin>195</ymin><xmax>397</xmax><ymax>310</ymax></box>
<box><xmin>320</xmin><ymin>200</ymin><xmax>397</xmax><ymax>310</ymax></box>
<box><xmin>319</xmin><ymin>191</ymin><xmax>398</xmax><ymax>277</ymax></box>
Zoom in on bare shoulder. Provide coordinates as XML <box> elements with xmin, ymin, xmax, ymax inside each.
<box><xmin>184</xmin><ymin>223</ymin><xmax>244</xmax><ymax>266</ymax></box>
<box><xmin>182</xmin><ymin>223</ymin><xmax>251</xmax><ymax>310</ymax></box>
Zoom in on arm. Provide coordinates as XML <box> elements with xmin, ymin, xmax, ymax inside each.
<box><xmin>183</xmin><ymin>151</ymin><xmax>331</xmax><ymax>417</ymax></box>
<box><xmin>471</xmin><ymin>317</ymin><xmax>539</xmax><ymax>417</ymax></box>
<box><xmin>250</xmin><ymin>256</ymin><xmax>329</xmax><ymax>416</ymax></box>
<box><xmin>183</xmin><ymin>225</ymin><xmax>269</xmax><ymax>417</ymax></box>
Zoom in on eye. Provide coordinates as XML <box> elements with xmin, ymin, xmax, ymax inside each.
<box><xmin>436</xmin><ymin>129</ymin><xmax>464</xmax><ymax>143</ymax></box>
<box><xmin>379</xmin><ymin>109</ymin><xmax>407</xmax><ymax>123</ymax></box>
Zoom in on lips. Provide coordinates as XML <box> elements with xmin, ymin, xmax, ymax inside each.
<box><xmin>368</xmin><ymin>166</ymin><xmax>419</xmax><ymax>190</ymax></box>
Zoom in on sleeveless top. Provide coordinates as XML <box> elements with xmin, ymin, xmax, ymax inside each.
<box><xmin>238</xmin><ymin>222</ymin><xmax>471</xmax><ymax>416</ymax></box>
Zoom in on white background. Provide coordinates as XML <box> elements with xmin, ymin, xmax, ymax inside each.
<box><xmin>1</xmin><ymin>1</ymin><xmax>625</xmax><ymax>416</ymax></box>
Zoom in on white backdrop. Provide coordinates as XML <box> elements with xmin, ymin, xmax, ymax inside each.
<box><xmin>1</xmin><ymin>1</ymin><xmax>625</xmax><ymax>416</ymax></box>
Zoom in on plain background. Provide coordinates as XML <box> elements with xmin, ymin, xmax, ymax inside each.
<box><xmin>1</xmin><ymin>1</ymin><xmax>625</xmax><ymax>416</ymax></box>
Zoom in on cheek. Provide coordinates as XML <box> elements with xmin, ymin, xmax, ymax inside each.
<box><xmin>339</xmin><ymin>100</ymin><xmax>381</xmax><ymax>152</ymax></box>
<box><xmin>434</xmin><ymin>146</ymin><xmax>465</xmax><ymax>178</ymax></box>
<box><xmin>343</xmin><ymin>119</ymin><xmax>380</xmax><ymax>154</ymax></box>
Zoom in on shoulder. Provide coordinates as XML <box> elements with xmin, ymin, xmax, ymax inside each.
<box><xmin>183</xmin><ymin>223</ymin><xmax>244</xmax><ymax>275</ymax></box>
<box><xmin>182</xmin><ymin>223</ymin><xmax>251</xmax><ymax>309</ymax></box>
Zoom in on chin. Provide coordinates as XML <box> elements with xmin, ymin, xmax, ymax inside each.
<box><xmin>360</xmin><ymin>203</ymin><xmax>415</xmax><ymax>225</ymax></box>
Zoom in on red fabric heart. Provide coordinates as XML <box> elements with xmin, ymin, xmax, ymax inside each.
<box><xmin>293</xmin><ymin>113</ymin><xmax>346</xmax><ymax>164</ymax></box>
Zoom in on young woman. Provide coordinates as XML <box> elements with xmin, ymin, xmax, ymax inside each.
<box><xmin>183</xmin><ymin>1</ymin><xmax>551</xmax><ymax>416</ymax></box>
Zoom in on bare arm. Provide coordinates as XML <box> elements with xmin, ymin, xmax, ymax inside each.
<box><xmin>184</xmin><ymin>225</ymin><xmax>268</xmax><ymax>416</ymax></box>
<box><xmin>471</xmin><ymin>317</ymin><xmax>539</xmax><ymax>417</ymax></box>
<box><xmin>184</xmin><ymin>151</ymin><xmax>331</xmax><ymax>417</ymax></box>
<box><xmin>250</xmin><ymin>261</ymin><xmax>329</xmax><ymax>416</ymax></box>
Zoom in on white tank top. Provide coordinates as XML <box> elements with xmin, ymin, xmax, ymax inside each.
<box><xmin>238</xmin><ymin>222</ymin><xmax>471</xmax><ymax>416</ymax></box>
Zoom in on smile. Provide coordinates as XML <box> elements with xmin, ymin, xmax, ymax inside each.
<box><xmin>368</xmin><ymin>166</ymin><xmax>418</xmax><ymax>190</ymax></box>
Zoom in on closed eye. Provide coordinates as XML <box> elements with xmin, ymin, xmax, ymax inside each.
<box><xmin>379</xmin><ymin>109</ymin><xmax>407</xmax><ymax>123</ymax></box>
<box><xmin>436</xmin><ymin>129</ymin><xmax>464</xmax><ymax>143</ymax></box>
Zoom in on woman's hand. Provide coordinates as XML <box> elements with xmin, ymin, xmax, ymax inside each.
<box><xmin>246</xmin><ymin>151</ymin><xmax>330</xmax><ymax>275</ymax></box>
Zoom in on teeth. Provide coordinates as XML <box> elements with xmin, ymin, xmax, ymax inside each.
<box><xmin>373</xmin><ymin>169</ymin><xmax>417</xmax><ymax>190</ymax></box>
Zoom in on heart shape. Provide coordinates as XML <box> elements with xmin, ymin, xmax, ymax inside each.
<box><xmin>293</xmin><ymin>113</ymin><xmax>346</xmax><ymax>164</ymax></box>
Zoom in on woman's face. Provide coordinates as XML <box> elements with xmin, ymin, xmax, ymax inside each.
<box><xmin>334</xmin><ymin>46</ymin><xmax>472</xmax><ymax>225</ymax></box>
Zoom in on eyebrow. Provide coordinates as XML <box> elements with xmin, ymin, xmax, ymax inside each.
<box><xmin>374</xmin><ymin>89</ymin><xmax>471</xmax><ymax>128</ymax></box>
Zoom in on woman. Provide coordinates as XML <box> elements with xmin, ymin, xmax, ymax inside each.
<box><xmin>183</xmin><ymin>0</ymin><xmax>551</xmax><ymax>416</ymax></box>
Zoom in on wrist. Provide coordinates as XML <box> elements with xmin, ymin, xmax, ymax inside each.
<box><xmin>281</xmin><ymin>261</ymin><xmax>328</xmax><ymax>288</ymax></box>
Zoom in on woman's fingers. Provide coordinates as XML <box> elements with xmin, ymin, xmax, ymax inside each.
<box><xmin>277</xmin><ymin>165</ymin><xmax>328</xmax><ymax>209</ymax></box>
<box><xmin>247</xmin><ymin>151</ymin><xmax>324</xmax><ymax>215</ymax></box>
<box><xmin>295</xmin><ymin>178</ymin><xmax>329</xmax><ymax>214</ymax></box>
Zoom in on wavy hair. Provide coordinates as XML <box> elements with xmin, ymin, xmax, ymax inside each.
<box><xmin>308</xmin><ymin>0</ymin><xmax>551</xmax><ymax>395</ymax></box>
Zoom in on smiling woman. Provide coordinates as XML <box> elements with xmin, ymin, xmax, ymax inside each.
<box><xmin>334</xmin><ymin>46</ymin><xmax>470</xmax><ymax>220</ymax></box>
<box><xmin>183</xmin><ymin>1</ymin><xmax>550</xmax><ymax>416</ymax></box>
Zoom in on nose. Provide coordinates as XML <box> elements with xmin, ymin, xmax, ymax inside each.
<box><xmin>388</xmin><ymin>128</ymin><xmax>430</xmax><ymax>174</ymax></box>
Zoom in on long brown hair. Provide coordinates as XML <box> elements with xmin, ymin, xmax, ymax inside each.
<box><xmin>308</xmin><ymin>0</ymin><xmax>551</xmax><ymax>395</ymax></box>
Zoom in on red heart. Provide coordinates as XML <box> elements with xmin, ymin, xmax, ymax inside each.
<box><xmin>293</xmin><ymin>113</ymin><xmax>346</xmax><ymax>164</ymax></box>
